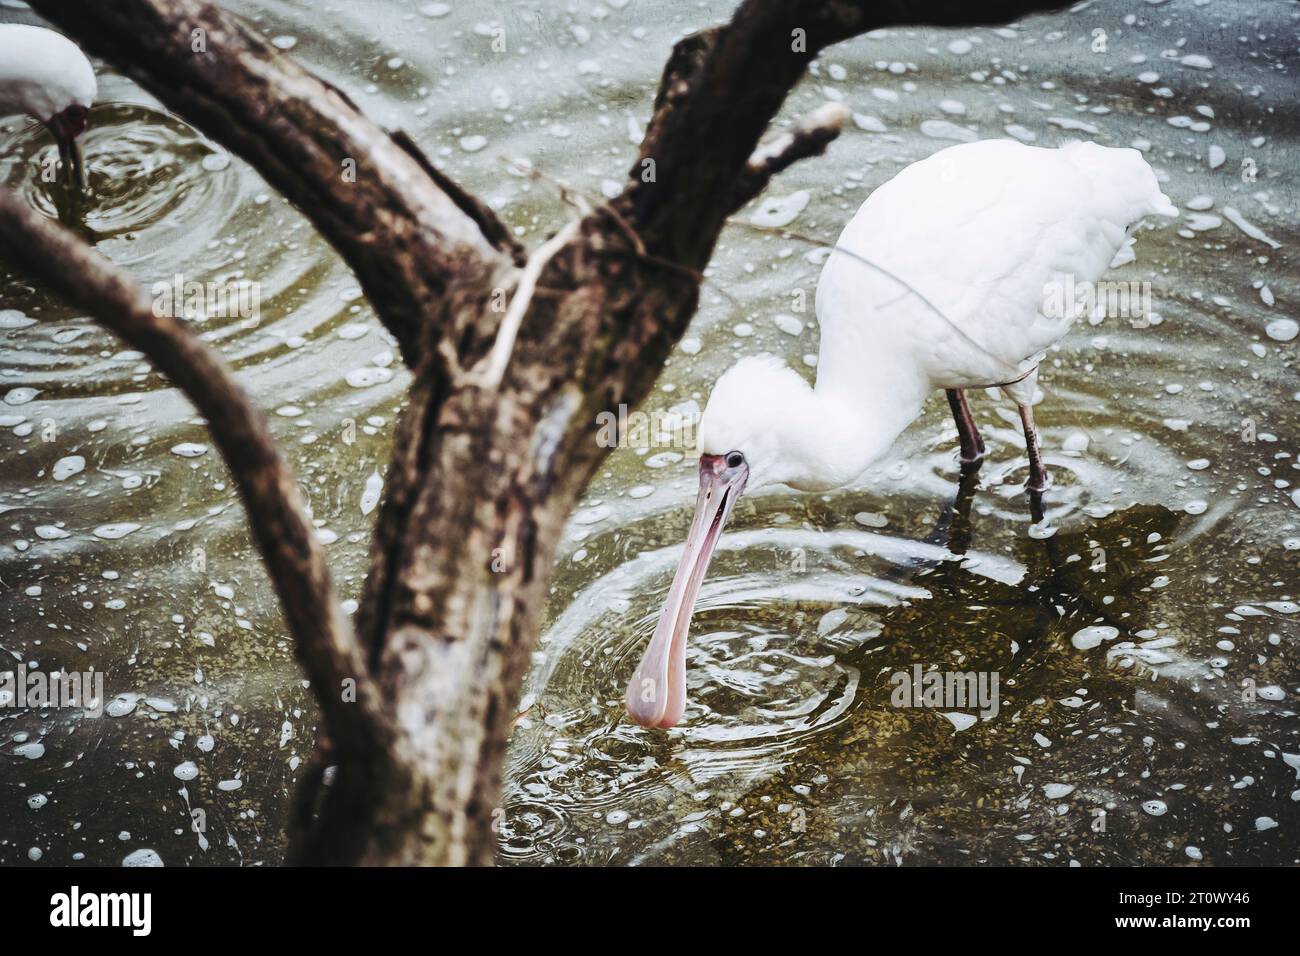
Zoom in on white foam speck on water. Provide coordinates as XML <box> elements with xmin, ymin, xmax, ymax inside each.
<box><xmin>1142</xmin><ymin>799</ymin><xmax>1168</xmax><ymax>816</ymax></box>
<box><xmin>1187</xmin><ymin>458</ymin><xmax>1210</xmax><ymax>470</ymax></box>
<box><xmin>459</xmin><ymin>134</ymin><xmax>488</xmax><ymax>153</ymax></box>
<box><xmin>171</xmin><ymin>442</ymin><xmax>208</xmax><ymax>458</ymax></box>
<box><xmin>946</xmin><ymin>38</ymin><xmax>973</xmax><ymax>55</ymax></box>
<box><xmin>751</xmin><ymin>190</ymin><xmax>810</xmax><ymax>228</ymax></box>
<box><xmin>1062</xmin><ymin>431</ymin><xmax>1089</xmax><ymax>452</ymax></box>
<box><xmin>943</xmin><ymin>712</ymin><xmax>977</xmax><ymax>732</ymax></box>
<box><xmin>15</xmin><ymin>742</ymin><xmax>45</xmax><ymax>759</ymax></box>
<box><xmin>346</xmin><ymin>367</ymin><xmax>394</xmax><ymax>388</ymax></box>
<box><xmin>201</xmin><ymin>152</ymin><xmax>231</xmax><ymax>172</ymax></box>
<box><xmin>1004</xmin><ymin>124</ymin><xmax>1036</xmax><ymax>142</ymax></box>
<box><xmin>1208</xmin><ymin>144</ymin><xmax>1226</xmax><ymax>169</ymax></box>
<box><xmin>627</xmin><ymin>484</ymin><xmax>654</xmax><ymax>499</ymax></box>
<box><xmin>852</xmin><ymin>113</ymin><xmax>886</xmax><ymax>132</ymax></box>
<box><xmin>1257</xmin><ymin>685</ymin><xmax>1284</xmax><ymax>701</ymax></box>
<box><xmin>938</xmin><ymin>99</ymin><xmax>966</xmax><ymax>115</ymax></box>
<box><xmin>4</xmin><ymin>387</ymin><xmax>39</xmax><ymax>406</ymax></box>
<box><xmin>93</xmin><ymin>523</ymin><xmax>141</xmax><ymax>540</ymax></box>
<box><xmin>360</xmin><ymin>471</ymin><xmax>383</xmax><ymax>515</ymax></box>
<box><xmin>1180</xmin><ymin>54</ymin><xmax>1214</xmax><ymax>69</ymax></box>
<box><xmin>420</xmin><ymin>2</ymin><xmax>451</xmax><ymax>16</ymax></box>
<box><xmin>28</xmin><ymin>793</ymin><xmax>48</xmax><ymax>809</ymax></box>
<box><xmin>218</xmin><ymin>778</ymin><xmax>243</xmax><ymax>791</ymax></box>
<box><xmin>1048</xmin><ymin>116</ymin><xmax>1100</xmax><ymax>134</ymax></box>
<box><xmin>605</xmin><ymin>809</ymin><xmax>629</xmax><ymax>825</ymax></box>
<box><xmin>197</xmin><ymin>734</ymin><xmax>215</xmax><ymax>753</ymax></box>
<box><xmin>173</xmin><ymin>760</ymin><xmax>199</xmax><ymax>781</ymax></box>
<box><xmin>1265</xmin><ymin>318</ymin><xmax>1297</xmax><ymax>342</ymax></box>
<box><xmin>1043</xmin><ymin>783</ymin><xmax>1075</xmax><ymax>798</ymax></box>
<box><xmin>270</xmin><ymin>35</ymin><xmax>297</xmax><ymax>50</ymax></box>
<box><xmin>1185</xmin><ymin>846</ymin><xmax>1203</xmax><ymax>860</ymax></box>
<box><xmin>1255</xmin><ymin>816</ymin><xmax>1278</xmax><ymax>831</ymax></box>
<box><xmin>773</xmin><ymin>313</ymin><xmax>803</xmax><ymax>335</ymax></box>
<box><xmin>51</xmin><ymin>455</ymin><xmax>85</xmax><ymax>481</ymax></box>
<box><xmin>35</xmin><ymin>525</ymin><xmax>70</xmax><ymax>540</ymax></box>
<box><xmin>854</xmin><ymin>511</ymin><xmax>888</xmax><ymax>528</ymax></box>
<box><xmin>1223</xmin><ymin>207</ymin><xmax>1281</xmax><ymax>249</ymax></box>
<box><xmin>920</xmin><ymin>119</ymin><xmax>976</xmax><ymax>142</ymax></box>
<box><xmin>122</xmin><ymin>848</ymin><xmax>164</xmax><ymax>867</ymax></box>
<box><xmin>0</xmin><ymin>309</ymin><xmax>35</xmax><ymax>328</ymax></box>
<box><xmin>1072</xmin><ymin>625</ymin><xmax>1119</xmax><ymax>650</ymax></box>
<box><xmin>105</xmin><ymin>693</ymin><xmax>142</xmax><ymax>717</ymax></box>
<box><xmin>1184</xmin><ymin>500</ymin><xmax>1208</xmax><ymax>515</ymax></box>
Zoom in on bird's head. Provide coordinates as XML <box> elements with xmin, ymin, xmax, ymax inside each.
<box><xmin>624</xmin><ymin>354</ymin><xmax>823</xmax><ymax>728</ymax></box>
<box><xmin>0</xmin><ymin>26</ymin><xmax>97</xmax><ymax>189</ymax></box>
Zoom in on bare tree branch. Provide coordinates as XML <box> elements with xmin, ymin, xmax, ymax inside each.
<box><xmin>0</xmin><ymin>189</ymin><xmax>392</xmax><ymax>766</ymax></box>
<box><xmin>28</xmin><ymin>0</ymin><xmax>515</xmax><ymax>364</ymax></box>
<box><xmin>732</xmin><ymin>101</ymin><xmax>851</xmax><ymax>211</ymax></box>
<box><xmin>620</xmin><ymin>0</ymin><xmax>1078</xmax><ymax>266</ymax></box>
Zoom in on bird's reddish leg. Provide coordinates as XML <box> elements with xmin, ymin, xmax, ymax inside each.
<box><xmin>945</xmin><ymin>389</ymin><xmax>985</xmax><ymax>465</ymax></box>
<box><xmin>1017</xmin><ymin>403</ymin><xmax>1050</xmax><ymax>492</ymax></box>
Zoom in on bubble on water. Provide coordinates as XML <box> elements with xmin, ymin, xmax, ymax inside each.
<box><xmin>28</xmin><ymin>847</ymin><xmax>42</xmax><ymax>861</ymax></box>
<box><xmin>197</xmin><ymin>734</ymin><xmax>215</xmax><ymax>753</ymax></box>
<box><xmin>942</xmin><ymin>712</ymin><xmax>977</xmax><ymax>732</ymax></box>
<box><xmin>1180</xmin><ymin>54</ymin><xmax>1213</xmax><ymax>69</ymax></box>
<box><xmin>360</xmin><ymin>471</ymin><xmax>383</xmax><ymax>515</ymax></box>
<box><xmin>920</xmin><ymin>119</ymin><xmax>977</xmax><ymax>142</ymax></box>
<box><xmin>853</xmin><ymin>113</ymin><xmax>887</xmax><ymax>132</ymax></box>
<box><xmin>35</xmin><ymin>525</ymin><xmax>71</xmax><ymax>540</ymax></box>
<box><xmin>346</xmin><ymin>367</ymin><xmax>394</xmax><ymax>388</ymax></box>
<box><xmin>1043</xmin><ymin>783</ymin><xmax>1075</xmax><ymax>798</ymax></box>
<box><xmin>947</xmin><ymin>38</ymin><xmax>973</xmax><ymax>55</ymax></box>
<box><xmin>1142</xmin><ymin>799</ymin><xmax>1168</xmax><ymax>816</ymax></box>
<box><xmin>1185</xmin><ymin>846</ymin><xmax>1203</xmax><ymax>860</ymax></box>
<box><xmin>605</xmin><ymin>809</ymin><xmax>629</xmax><ymax>825</ymax></box>
<box><xmin>459</xmin><ymin>134</ymin><xmax>488</xmax><ymax>153</ymax></box>
<box><xmin>1071</xmin><ymin>625</ymin><xmax>1118</xmax><ymax>650</ymax></box>
<box><xmin>1183</xmin><ymin>499</ymin><xmax>1208</xmax><ymax>515</ymax></box>
<box><xmin>93</xmin><ymin>523</ymin><xmax>141</xmax><ymax>540</ymax></box>
<box><xmin>51</xmin><ymin>455</ymin><xmax>86</xmax><ymax>481</ymax></box>
<box><xmin>271</xmin><ymin>35</ymin><xmax>298</xmax><ymax>50</ymax></box>
<box><xmin>201</xmin><ymin>152</ymin><xmax>231</xmax><ymax>172</ymax></box>
<box><xmin>0</xmin><ymin>308</ymin><xmax>35</xmax><ymax>328</ymax></box>
<box><xmin>173</xmin><ymin>760</ymin><xmax>199</xmax><ymax>781</ymax></box>
<box><xmin>122</xmin><ymin>848</ymin><xmax>164</xmax><ymax>867</ymax></box>
<box><xmin>1265</xmin><ymin>318</ymin><xmax>1298</xmax><ymax>342</ymax></box>
<box><xmin>218</xmin><ymin>778</ymin><xmax>243</xmax><ymax>792</ymax></box>
<box><xmin>171</xmin><ymin>442</ymin><xmax>208</xmax><ymax>458</ymax></box>
<box><xmin>27</xmin><ymin>793</ymin><xmax>48</xmax><ymax>809</ymax></box>
<box><xmin>1257</xmin><ymin>685</ymin><xmax>1284</xmax><ymax>701</ymax></box>
<box><xmin>14</xmin><ymin>742</ymin><xmax>45</xmax><ymax>759</ymax></box>
<box><xmin>1255</xmin><ymin>816</ymin><xmax>1277</xmax><ymax>831</ymax></box>
<box><xmin>4</xmin><ymin>387</ymin><xmax>39</xmax><ymax>406</ymax></box>
<box><xmin>751</xmin><ymin>190</ymin><xmax>810</xmax><ymax>228</ymax></box>
<box><xmin>773</xmin><ymin>313</ymin><xmax>803</xmax><ymax>335</ymax></box>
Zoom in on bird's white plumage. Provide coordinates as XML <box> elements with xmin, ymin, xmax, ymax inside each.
<box><xmin>699</xmin><ymin>139</ymin><xmax>1175</xmax><ymax>492</ymax></box>
<box><xmin>814</xmin><ymin>140</ymin><xmax>1176</xmax><ymax>394</ymax></box>
<box><xmin>0</xmin><ymin>24</ymin><xmax>96</xmax><ymax>122</ymax></box>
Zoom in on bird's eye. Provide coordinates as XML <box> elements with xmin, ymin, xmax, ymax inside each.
<box><xmin>726</xmin><ymin>451</ymin><xmax>745</xmax><ymax>469</ymax></box>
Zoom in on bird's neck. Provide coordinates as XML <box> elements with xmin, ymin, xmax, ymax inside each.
<box><xmin>779</xmin><ymin>358</ymin><xmax>930</xmax><ymax>492</ymax></box>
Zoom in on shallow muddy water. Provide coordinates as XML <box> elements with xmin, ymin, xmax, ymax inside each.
<box><xmin>0</xmin><ymin>0</ymin><xmax>1296</xmax><ymax>866</ymax></box>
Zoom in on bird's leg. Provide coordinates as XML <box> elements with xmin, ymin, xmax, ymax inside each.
<box><xmin>1018</xmin><ymin>403</ymin><xmax>1050</xmax><ymax>492</ymax></box>
<box><xmin>945</xmin><ymin>388</ymin><xmax>985</xmax><ymax>465</ymax></box>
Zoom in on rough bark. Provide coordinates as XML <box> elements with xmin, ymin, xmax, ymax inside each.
<box><xmin>28</xmin><ymin>0</ymin><xmax>517</xmax><ymax>364</ymax></box>
<box><xmin>13</xmin><ymin>0</ymin><xmax>1076</xmax><ymax>865</ymax></box>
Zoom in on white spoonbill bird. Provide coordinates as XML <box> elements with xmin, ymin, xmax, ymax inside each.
<box><xmin>0</xmin><ymin>24</ymin><xmax>96</xmax><ymax>189</ymax></box>
<box><xmin>626</xmin><ymin>138</ymin><xmax>1177</xmax><ymax>729</ymax></box>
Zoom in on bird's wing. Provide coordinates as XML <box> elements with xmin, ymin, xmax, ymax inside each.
<box><xmin>814</xmin><ymin>140</ymin><xmax>1174</xmax><ymax>389</ymax></box>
